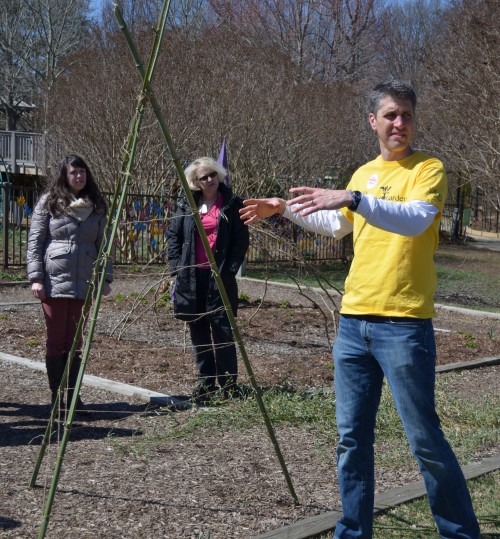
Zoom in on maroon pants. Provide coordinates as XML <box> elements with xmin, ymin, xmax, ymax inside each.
<box><xmin>41</xmin><ymin>298</ymin><xmax>85</xmax><ymax>356</ymax></box>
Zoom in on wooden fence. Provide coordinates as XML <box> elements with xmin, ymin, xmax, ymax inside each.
<box><xmin>2</xmin><ymin>183</ymin><xmax>498</xmax><ymax>270</ymax></box>
<box><xmin>0</xmin><ymin>184</ymin><xmax>350</xmax><ymax>270</ymax></box>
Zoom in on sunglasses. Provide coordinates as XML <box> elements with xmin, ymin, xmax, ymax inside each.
<box><xmin>198</xmin><ymin>171</ymin><xmax>218</xmax><ymax>182</ymax></box>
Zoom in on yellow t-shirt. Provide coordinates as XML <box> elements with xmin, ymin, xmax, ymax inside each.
<box><xmin>340</xmin><ymin>151</ymin><xmax>448</xmax><ymax>318</ymax></box>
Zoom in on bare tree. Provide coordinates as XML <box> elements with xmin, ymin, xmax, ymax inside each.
<box><xmin>371</xmin><ymin>0</ymin><xmax>444</xmax><ymax>86</ymax></box>
<box><xmin>48</xmin><ymin>25</ymin><xmax>162</xmax><ymax>191</ymax></box>
<box><xmin>0</xmin><ymin>1</ymin><xmax>38</xmax><ymax>130</ymax></box>
<box><xmin>420</xmin><ymin>0</ymin><xmax>500</xmax><ymax>212</ymax></box>
<box><xmin>58</xmin><ymin>0</ymin><xmax>500</xmax><ymax>206</ymax></box>
<box><xmin>24</xmin><ymin>0</ymin><xmax>91</xmax><ymax>130</ymax></box>
<box><xmin>210</xmin><ymin>0</ymin><xmax>379</xmax><ymax>83</ymax></box>
<box><xmin>47</xmin><ymin>0</ymin><xmax>371</xmax><ymax>196</ymax></box>
<box><xmin>0</xmin><ymin>0</ymin><xmax>91</xmax><ymax>132</ymax></box>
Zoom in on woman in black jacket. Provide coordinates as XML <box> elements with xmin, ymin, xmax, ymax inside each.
<box><xmin>168</xmin><ymin>157</ymin><xmax>249</xmax><ymax>402</ymax></box>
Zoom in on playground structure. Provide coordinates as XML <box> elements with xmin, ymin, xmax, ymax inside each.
<box><xmin>0</xmin><ymin>130</ymin><xmax>45</xmax><ymax>177</ymax></box>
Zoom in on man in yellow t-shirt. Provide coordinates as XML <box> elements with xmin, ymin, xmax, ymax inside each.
<box><xmin>240</xmin><ymin>80</ymin><xmax>480</xmax><ymax>539</ymax></box>
<box><xmin>340</xmin><ymin>151</ymin><xmax>447</xmax><ymax>318</ymax></box>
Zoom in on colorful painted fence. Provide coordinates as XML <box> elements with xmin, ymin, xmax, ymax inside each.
<box><xmin>0</xmin><ymin>184</ymin><xmax>351</xmax><ymax>270</ymax></box>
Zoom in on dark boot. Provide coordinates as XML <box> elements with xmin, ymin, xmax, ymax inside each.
<box><xmin>45</xmin><ymin>355</ymin><xmax>66</xmax><ymax>409</ymax></box>
<box><xmin>67</xmin><ymin>353</ymin><xmax>90</xmax><ymax>416</ymax></box>
<box><xmin>218</xmin><ymin>374</ymin><xmax>240</xmax><ymax>399</ymax></box>
<box><xmin>213</xmin><ymin>334</ymin><xmax>238</xmax><ymax>398</ymax></box>
<box><xmin>191</xmin><ymin>377</ymin><xmax>218</xmax><ymax>404</ymax></box>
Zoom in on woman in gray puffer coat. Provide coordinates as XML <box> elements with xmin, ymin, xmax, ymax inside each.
<box><xmin>27</xmin><ymin>155</ymin><xmax>112</xmax><ymax>412</ymax></box>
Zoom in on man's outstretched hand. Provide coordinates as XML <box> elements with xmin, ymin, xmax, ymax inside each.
<box><xmin>239</xmin><ymin>198</ymin><xmax>286</xmax><ymax>224</ymax></box>
<box><xmin>240</xmin><ymin>188</ymin><xmax>352</xmax><ymax>223</ymax></box>
<box><xmin>287</xmin><ymin>187</ymin><xmax>352</xmax><ymax>216</ymax></box>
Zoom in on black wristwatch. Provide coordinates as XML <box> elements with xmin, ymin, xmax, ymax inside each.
<box><xmin>349</xmin><ymin>190</ymin><xmax>362</xmax><ymax>212</ymax></box>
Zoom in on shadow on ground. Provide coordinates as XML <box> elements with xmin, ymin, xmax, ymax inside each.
<box><xmin>0</xmin><ymin>401</ymin><xmax>150</xmax><ymax>447</ymax></box>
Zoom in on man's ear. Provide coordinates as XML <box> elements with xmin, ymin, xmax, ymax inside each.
<box><xmin>368</xmin><ymin>113</ymin><xmax>377</xmax><ymax>132</ymax></box>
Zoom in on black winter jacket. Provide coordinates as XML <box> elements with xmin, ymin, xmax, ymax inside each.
<box><xmin>168</xmin><ymin>184</ymin><xmax>249</xmax><ymax>320</ymax></box>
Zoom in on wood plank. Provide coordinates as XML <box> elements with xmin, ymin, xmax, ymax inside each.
<box><xmin>250</xmin><ymin>509</ymin><xmax>343</xmax><ymax>539</ymax></box>
<box><xmin>251</xmin><ymin>455</ymin><xmax>500</xmax><ymax>539</ymax></box>
<box><xmin>375</xmin><ymin>454</ymin><xmax>500</xmax><ymax>509</ymax></box>
<box><xmin>436</xmin><ymin>356</ymin><xmax>499</xmax><ymax>373</ymax></box>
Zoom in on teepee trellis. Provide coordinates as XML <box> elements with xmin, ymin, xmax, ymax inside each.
<box><xmin>30</xmin><ymin>2</ymin><xmax>298</xmax><ymax>536</ymax></box>
<box><xmin>30</xmin><ymin>2</ymin><xmax>172</xmax><ymax>537</ymax></box>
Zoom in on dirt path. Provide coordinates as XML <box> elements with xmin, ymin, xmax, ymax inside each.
<box><xmin>0</xmin><ymin>276</ymin><xmax>499</xmax><ymax>538</ymax></box>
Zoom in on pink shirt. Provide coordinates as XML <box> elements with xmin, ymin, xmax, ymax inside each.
<box><xmin>195</xmin><ymin>194</ymin><xmax>222</xmax><ymax>268</ymax></box>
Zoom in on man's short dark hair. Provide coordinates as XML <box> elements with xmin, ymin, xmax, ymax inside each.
<box><xmin>368</xmin><ymin>80</ymin><xmax>417</xmax><ymax>114</ymax></box>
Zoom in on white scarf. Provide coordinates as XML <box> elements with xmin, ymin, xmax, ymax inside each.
<box><xmin>65</xmin><ymin>196</ymin><xmax>94</xmax><ymax>222</ymax></box>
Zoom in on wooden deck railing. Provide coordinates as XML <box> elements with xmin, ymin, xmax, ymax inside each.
<box><xmin>0</xmin><ymin>130</ymin><xmax>45</xmax><ymax>176</ymax></box>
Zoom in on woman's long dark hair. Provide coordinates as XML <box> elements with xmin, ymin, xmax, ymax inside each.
<box><xmin>44</xmin><ymin>155</ymin><xmax>107</xmax><ymax>216</ymax></box>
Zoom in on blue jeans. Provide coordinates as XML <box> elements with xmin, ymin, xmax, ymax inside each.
<box><xmin>332</xmin><ymin>315</ymin><xmax>480</xmax><ymax>539</ymax></box>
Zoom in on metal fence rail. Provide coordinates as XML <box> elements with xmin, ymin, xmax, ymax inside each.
<box><xmin>1</xmin><ymin>184</ymin><xmax>38</xmax><ymax>270</ymax></box>
<box><xmin>246</xmin><ymin>216</ymin><xmax>349</xmax><ymax>264</ymax></box>
<box><xmin>0</xmin><ymin>186</ymin><xmax>179</xmax><ymax>269</ymax></box>
<box><xmin>440</xmin><ymin>188</ymin><xmax>499</xmax><ymax>240</ymax></box>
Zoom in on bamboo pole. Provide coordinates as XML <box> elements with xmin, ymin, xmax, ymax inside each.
<box><xmin>115</xmin><ymin>8</ymin><xmax>299</xmax><ymax>506</ymax></box>
<box><xmin>31</xmin><ymin>3</ymin><xmax>173</xmax><ymax>538</ymax></box>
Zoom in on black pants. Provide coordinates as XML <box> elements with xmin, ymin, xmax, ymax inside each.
<box><xmin>188</xmin><ymin>269</ymin><xmax>237</xmax><ymax>386</ymax></box>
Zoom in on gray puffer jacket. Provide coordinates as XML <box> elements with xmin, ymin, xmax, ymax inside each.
<box><xmin>27</xmin><ymin>195</ymin><xmax>112</xmax><ymax>299</ymax></box>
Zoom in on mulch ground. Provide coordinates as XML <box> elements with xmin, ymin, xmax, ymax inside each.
<box><xmin>0</xmin><ymin>271</ymin><xmax>499</xmax><ymax>538</ymax></box>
